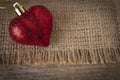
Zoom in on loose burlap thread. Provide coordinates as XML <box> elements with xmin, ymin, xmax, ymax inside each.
<box><xmin>0</xmin><ymin>0</ymin><xmax>120</xmax><ymax>66</ymax></box>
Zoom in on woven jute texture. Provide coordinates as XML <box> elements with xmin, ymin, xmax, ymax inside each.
<box><xmin>0</xmin><ymin>0</ymin><xmax>120</xmax><ymax>66</ymax></box>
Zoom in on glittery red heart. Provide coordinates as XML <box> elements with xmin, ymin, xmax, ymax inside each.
<box><xmin>9</xmin><ymin>5</ymin><xmax>53</xmax><ymax>47</ymax></box>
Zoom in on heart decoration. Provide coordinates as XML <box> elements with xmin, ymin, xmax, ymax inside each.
<box><xmin>9</xmin><ymin>2</ymin><xmax>53</xmax><ymax>47</ymax></box>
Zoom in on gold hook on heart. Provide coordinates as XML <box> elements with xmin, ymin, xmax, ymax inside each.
<box><xmin>0</xmin><ymin>0</ymin><xmax>27</xmax><ymax>10</ymax></box>
<box><xmin>13</xmin><ymin>2</ymin><xmax>26</xmax><ymax>16</ymax></box>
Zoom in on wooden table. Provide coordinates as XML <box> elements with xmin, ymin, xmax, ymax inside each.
<box><xmin>0</xmin><ymin>63</ymin><xmax>120</xmax><ymax>80</ymax></box>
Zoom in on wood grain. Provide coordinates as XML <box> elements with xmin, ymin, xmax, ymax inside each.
<box><xmin>0</xmin><ymin>63</ymin><xmax>120</xmax><ymax>80</ymax></box>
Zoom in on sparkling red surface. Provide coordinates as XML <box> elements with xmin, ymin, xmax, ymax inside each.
<box><xmin>9</xmin><ymin>5</ymin><xmax>53</xmax><ymax>47</ymax></box>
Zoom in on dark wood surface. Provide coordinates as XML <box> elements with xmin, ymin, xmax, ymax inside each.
<box><xmin>0</xmin><ymin>63</ymin><xmax>120</xmax><ymax>80</ymax></box>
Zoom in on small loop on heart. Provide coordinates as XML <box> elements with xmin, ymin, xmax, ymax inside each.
<box><xmin>13</xmin><ymin>2</ymin><xmax>26</xmax><ymax>16</ymax></box>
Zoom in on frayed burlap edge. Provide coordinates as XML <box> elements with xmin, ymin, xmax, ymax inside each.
<box><xmin>0</xmin><ymin>48</ymin><xmax>120</xmax><ymax>66</ymax></box>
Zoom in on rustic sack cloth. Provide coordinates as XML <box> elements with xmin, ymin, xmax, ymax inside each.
<box><xmin>0</xmin><ymin>0</ymin><xmax>120</xmax><ymax>66</ymax></box>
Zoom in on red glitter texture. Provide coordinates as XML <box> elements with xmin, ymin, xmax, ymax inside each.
<box><xmin>9</xmin><ymin>5</ymin><xmax>53</xmax><ymax>47</ymax></box>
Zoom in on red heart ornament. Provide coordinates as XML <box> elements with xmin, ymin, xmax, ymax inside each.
<box><xmin>9</xmin><ymin>3</ymin><xmax>53</xmax><ymax>47</ymax></box>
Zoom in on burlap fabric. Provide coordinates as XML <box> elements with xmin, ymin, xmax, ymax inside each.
<box><xmin>0</xmin><ymin>0</ymin><xmax>120</xmax><ymax>66</ymax></box>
